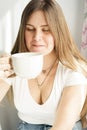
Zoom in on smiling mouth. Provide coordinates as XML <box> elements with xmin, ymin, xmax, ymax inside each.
<box><xmin>32</xmin><ymin>44</ymin><xmax>45</xmax><ymax>47</ymax></box>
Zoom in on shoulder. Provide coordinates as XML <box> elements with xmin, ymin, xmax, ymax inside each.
<box><xmin>58</xmin><ymin>62</ymin><xmax>87</xmax><ymax>87</ymax></box>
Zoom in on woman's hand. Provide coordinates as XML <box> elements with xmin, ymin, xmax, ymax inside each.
<box><xmin>0</xmin><ymin>54</ymin><xmax>14</xmax><ymax>78</ymax></box>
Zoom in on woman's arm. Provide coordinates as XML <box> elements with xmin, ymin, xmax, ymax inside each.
<box><xmin>0</xmin><ymin>55</ymin><xmax>13</xmax><ymax>102</ymax></box>
<box><xmin>0</xmin><ymin>79</ymin><xmax>10</xmax><ymax>101</ymax></box>
<box><xmin>50</xmin><ymin>85</ymin><xmax>87</xmax><ymax>130</ymax></box>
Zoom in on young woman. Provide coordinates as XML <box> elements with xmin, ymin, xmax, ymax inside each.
<box><xmin>0</xmin><ymin>0</ymin><xmax>87</xmax><ymax>130</ymax></box>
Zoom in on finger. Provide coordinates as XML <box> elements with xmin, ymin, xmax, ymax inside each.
<box><xmin>0</xmin><ymin>53</ymin><xmax>10</xmax><ymax>57</ymax></box>
<box><xmin>0</xmin><ymin>69</ymin><xmax>14</xmax><ymax>78</ymax></box>
<box><xmin>0</xmin><ymin>70</ymin><xmax>5</xmax><ymax>78</ymax></box>
<box><xmin>5</xmin><ymin>69</ymin><xmax>15</xmax><ymax>77</ymax></box>
<box><xmin>0</xmin><ymin>56</ymin><xmax>11</xmax><ymax>64</ymax></box>
<box><xmin>0</xmin><ymin>64</ymin><xmax>11</xmax><ymax>70</ymax></box>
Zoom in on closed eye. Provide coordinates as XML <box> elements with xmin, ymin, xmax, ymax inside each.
<box><xmin>42</xmin><ymin>28</ymin><xmax>50</xmax><ymax>32</ymax></box>
<box><xmin>42</xmin><ymin>29</ymin><xmax>50</xmax><ymax>32</ymax></box>
<box><xmin>25</xmin><ymin>26</ymin><xmax>35</xmax><ymax>31</ymax></box>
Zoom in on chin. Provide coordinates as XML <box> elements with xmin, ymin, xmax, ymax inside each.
<box><xmin>31</xmin><ymin>49</ymin><xmax>44</xmax><ymax>53</ymax></box>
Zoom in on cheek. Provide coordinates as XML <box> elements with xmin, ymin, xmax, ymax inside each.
<box><xmin>48</xmin><ymin>36</ymin><xmax>55</xmax><ymax>49</ymax></box>
<box><xmin>43</xmin><ymin>37</ymin><xmax>54</xmax><ymax>55</ymax></box>
<box><xmin>24</xmin><ymin>32</ymin><xmax>31</xmax><ymax>48</ymax></box>
<box><xmin>25</xmin><ymin>32</ymin><xmax>30</xmax><ymax>43</ymax></box>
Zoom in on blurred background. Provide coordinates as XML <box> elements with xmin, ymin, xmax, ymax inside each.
<box><xmin>0</xmin><ymin>0</ymin><xmax>86</xmax><ymax>130</ymax></box>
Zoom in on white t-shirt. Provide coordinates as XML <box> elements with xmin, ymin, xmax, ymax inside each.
<box><xmin>4</xmin><ymin>62</ymin><xmax>87</xmax><ymax>125</ymax></box>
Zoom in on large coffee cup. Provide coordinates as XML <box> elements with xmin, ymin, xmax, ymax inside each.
<box><xmin>11</xmin><ymin>52</ymin><xmax>43</xmax><ymax>78</ymax></box>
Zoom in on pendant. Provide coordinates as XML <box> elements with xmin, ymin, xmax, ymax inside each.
<box><xmin>42</xmin><ymin>70</ymin><xmax>47</xmax><ymax>73</ymax></box>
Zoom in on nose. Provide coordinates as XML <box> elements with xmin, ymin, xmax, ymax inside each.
<box><xmin>33</xmin><ymin>30</ymin><xmax>42</xmax><ymax>41</ymax></box>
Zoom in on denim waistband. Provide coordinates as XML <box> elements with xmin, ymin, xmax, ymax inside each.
<box><xmin>17</xmin><ymin>121</ymin><xmax>52</xmax><ymax>130</ymax></box>
<box><xmin>17</xmin><ymin>120</ymin><xmax>82</xmax><ymax>130</ymax></box>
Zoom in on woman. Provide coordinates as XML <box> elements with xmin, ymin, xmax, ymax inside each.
<box><xmin>0</xmin><ymin>0</ymin><xmax>87</xmax><ymax>130</ymax></box>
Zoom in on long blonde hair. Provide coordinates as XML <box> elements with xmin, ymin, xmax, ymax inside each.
<box><xmin>11</xmin><ymin>0</ymin><xmax>87</xmax><ymax>127</ymax></box>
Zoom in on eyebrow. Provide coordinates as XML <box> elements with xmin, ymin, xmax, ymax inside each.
<box><xmin>26</xmin><ymin>23</ymin><xmax>49</xmax><ymax>27</ymax></box>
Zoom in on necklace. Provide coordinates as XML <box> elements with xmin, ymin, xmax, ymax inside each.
<box><xmin>42</xmin><ymin>66</ymin><xmax>53</xmax><ymax>74</ymax></box>
<box><xmin>36</xmin><ymin>58</ymin><xmax>57</xmax><ymax>87</ymax></box>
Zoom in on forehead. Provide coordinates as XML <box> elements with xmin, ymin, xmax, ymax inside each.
<box><xmin>27</xmin><ymin>10</ymin><xmax>48</xmax><ymax>25</ymax></box>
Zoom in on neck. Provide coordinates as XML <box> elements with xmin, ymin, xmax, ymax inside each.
<box><xmin>43</xmin><ymin>51</ymin><xmax>57</xmax><ymax>70</ymax></box>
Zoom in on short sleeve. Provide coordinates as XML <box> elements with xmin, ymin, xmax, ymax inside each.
<box><xmin>64</xmin><ymin>70</ymin><xmax>87</xmax><ymax>87</ymax></box>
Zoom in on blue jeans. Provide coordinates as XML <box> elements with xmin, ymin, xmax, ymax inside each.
<box><xmin>17</xmin><ymin>120</ymin><xmax>82</xmax><ymax>130</ymax></box>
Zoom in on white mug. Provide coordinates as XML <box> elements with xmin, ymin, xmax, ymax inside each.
<box><xmin>11</xmin><ymin>52</ymin><xmax>43</xmax><ymax>78</ymax></box>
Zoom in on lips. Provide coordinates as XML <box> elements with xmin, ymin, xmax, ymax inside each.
<box><xmin>32</xmin><ymin>41</ymin><xmax>45</xmax><ymax>47</ymax></box>
<box><xmin>31</xmin><ymin>44</ymin><xmax>45</xmax><ymax>52</ymax></box>
<box><xmin>32</xmin><ymin>44</ymin><xmax>44</xmax><ymax>47</ymax></box>
<box><xmin>31</xmin><ymin>40</ymin><xmax>45</xmax><ymax>46</ymax></box>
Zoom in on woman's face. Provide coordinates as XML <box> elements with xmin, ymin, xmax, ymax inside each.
<box><xmin>25</xmin><ymin>10</ymin><xmax>55</xmax><ymax>55</ymax></box>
